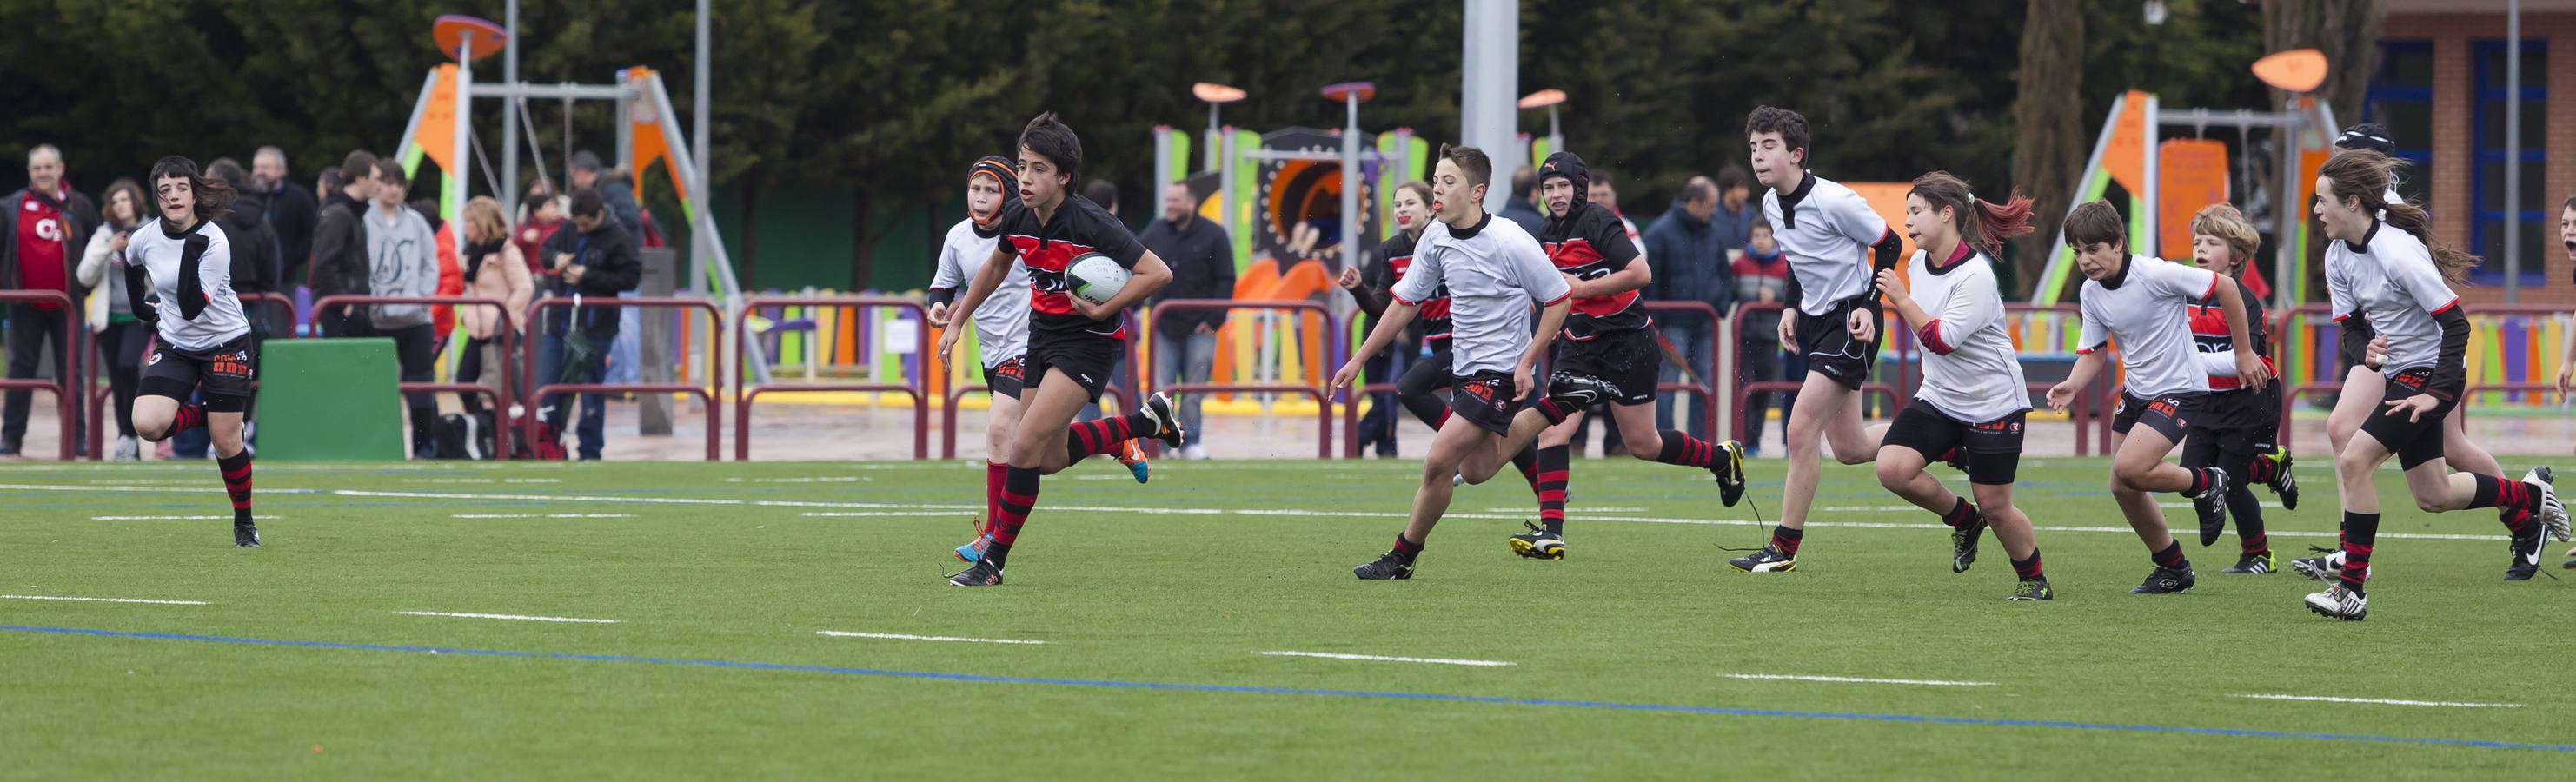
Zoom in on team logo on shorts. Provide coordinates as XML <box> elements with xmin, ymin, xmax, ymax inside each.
<box><xmin>1462</xmin><ymin>379</ymin><xmax>1497</xmax><ymax>402</ymax></box>
<box><xmin>147</xmin><ymin>351</ymin><xmax>163</xmax><ymax>366</ymax></box>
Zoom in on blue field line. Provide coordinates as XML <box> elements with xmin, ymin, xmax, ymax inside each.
<box><xmin>4</xmin><ymin>624</ymin><xmax>2566</xmax><ymax>753</ymax></box>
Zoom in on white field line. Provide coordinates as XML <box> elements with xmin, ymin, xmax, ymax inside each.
<box><xmin>448</xmin><ymin>514</ymin><xmax>637</xmax><ymax>519</ymax></box>
<box><xmin>800</xmin><ymin>512</ymin><xmax>971</xmax><ymax>518</ymax></box>
<box><xmin>2232</xmin><ymin>693</ymin><xmax>2522</xmax><ymax>708</ymax></box>
<box><xmin>1258</xmin><ymin>650</ymin><xmax>1515</xmax><ymax>667</ymax></box>
<box><xmin>395</xmin><ymin>611</ymin><xmax>620</xmax><ymax>624</ymax></box>
<box><xmin>3</xmin><ymin>594</ymin><xmax>208</xmax><ymax>606</ymax></box>
<box><xmin>1723</xmin><ymin>673</ymin><xmax>1996</xmax><ymax>686</ymax></box>
<box><xmin>91</xmin><ymin>515</ymin><xmax>276</xmax><ymax>520</ymax></box>
<box><xmin>0</xmin><ymin>484</ymin><xmax>2509</xmax><ymax>542</ymax></box>
<box><xmin>725</xmin><ymin>476</ymin><xmax>871</xmax><ymax>483</ymax></box>
<box><xmin>816</xmin><ymin>631</ymin><xmax>1046</xmax><ymax>645</ymax></box>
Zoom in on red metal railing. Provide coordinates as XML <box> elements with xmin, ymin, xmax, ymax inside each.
<box><xmin>1152</xmin><ymin>299</ymin><xmax>1337</xmax><ymax>459</ymax></box>
<box><xmin>943</xmin><ymin>380</ymin><xmax>1128</xmax><ymax>460</ymax></box>
<box><xmin>735</xmin><ymin>296</ymin><xmax>927</xmax><ymax>461</ymax></box>
<box><xmin>312</xmin><ymin>295</ymin><xmax>520</xmax><ymax>459</ymax></box>
<box><xmin>524</xmin><ymin>296</ymin><xmax>723</xmax><ymax>461</ymax></box>
<box><xmin>1725</xmin><ymin>302</ymin><xmax>1907</xmax><ymax>447</ymax></box>
<box><xmin>0</xmin><ymin>290</ymin><xmax>77</xmax><ymax>459</ymax></box>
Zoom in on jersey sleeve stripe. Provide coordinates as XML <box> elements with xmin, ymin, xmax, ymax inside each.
<box><xmin>2428</xmin><ymin>297</ymin><xmax>2461</xmax><ymax>316</ymax></box>
<box><xmin>1916</xmin><ymin>320</ymin><xmax>1955</xmax><ymax>355</ymax></box>
<box><xmin>1538</xmin><ymin>291</ymin><xmax>1572</xmax><ymax>307</ymax></box>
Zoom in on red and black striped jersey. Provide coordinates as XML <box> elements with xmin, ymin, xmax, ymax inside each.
<box><xmin>2187</xmin><ymin>282</ymin><xmax>2273</xmax><ymax>391</ymax></box>
<box><xmin>1538</xmin><ymin>202</ymin><xmax>1646</xmax><ymax>341</ymax></box>
<box><xmin>993</xmin><ymin>194</ymin><xmax>1146</xmax><ymax>341</ymax></box>
<box><xmin>1376</xmin><ymin>231</ymin><xmax>1452</xmax><ymax>341</ymax></box>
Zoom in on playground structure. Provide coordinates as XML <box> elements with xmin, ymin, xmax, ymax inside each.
<box><xmin>389</xmin><ymin>14</ymin><xmax>769</xmax><ymax>391</ymax></box>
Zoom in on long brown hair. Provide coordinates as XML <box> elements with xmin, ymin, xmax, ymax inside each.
<box><xmin>1909</xmin><ymin>171</ymin><xmax>2033</xmax><ymax>255</ymax></box>
<box><xmin>99</xmin><ymin>178</ymin><xmax>148</xmax><ymax>228</ymax></box>
<box><xmin>2317</xmin><ymin>149</ymin><xmax>2480</xmax><ymax>284</ymax></box>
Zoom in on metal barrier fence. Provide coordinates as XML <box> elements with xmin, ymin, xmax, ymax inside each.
<box><xmin>524</xmin><ymin>296</ymin><xmax>724</xmax><ymax>461</ymax></box>
<box><xmin>735</xmin><ymin>296</ymin><xmax>926</xmax><ymax>461</ymax></box>
<box><xmin>0</xmin><ymin>290</ymin><xmax>76</xmax><ymax>459</ymax></box>
<box><xmin>1152</xmin><ymin>299</ymin><xmax>1338</xmax><ymax>460</ymax></box>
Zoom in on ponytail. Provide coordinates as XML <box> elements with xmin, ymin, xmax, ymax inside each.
<box><xmin>1909</xmin><ymin>171</ymin><xmax>2032</xmax><ymax>255</ymax></box>
<box><xmin>2382</xmin><ymin>202</ymin><xmax>2480</xmax><ymax>284</ymax></box>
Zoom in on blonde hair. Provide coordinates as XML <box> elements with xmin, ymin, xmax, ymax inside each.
<box><xmin>462</xmin><ymin>196</ymin><xmax>509</xmax><ymax>244</ymax></box>
<box><xmin>2188</xmin><ymin>203</ymin><xmax>2261</xmax><ymax>275</ymax></box>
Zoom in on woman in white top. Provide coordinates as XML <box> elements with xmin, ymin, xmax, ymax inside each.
<box><xmin>76</xmin><ymin>178</ymin><xmax>151</xmax><ymax>460</ymax></box>
<box><xmin>123</xmin><ymin>156</ymin><xmax>261</xmax><ymax>547</ymax></box>
<box><xmin>1870</xmin><ymin>172</ymin><xmax>2049</xmax><ymax>600</ymax></box>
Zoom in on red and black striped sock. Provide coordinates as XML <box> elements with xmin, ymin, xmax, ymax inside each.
<box><xmin>1940</xmin><ymin>497</ymin><xmax>1978</xmax><ymax>529</ymax></box>
<box><xmin>2240</xmin><ymin>530</ymin><xmax>2269</xmax><ymax>556</ymax></box>
<box><xmin>2010</xmin><ymin>549</ymin><xmax>2044</xmax><ymax>580</ymax></box>
<box><xmin>1390</xmin><ymin>531</ymin><xmax>1424</xmax><ymax>564</ymax></box>
<box><xmin>2241</xmin><ymin>451</ymin><xmax>2278</xmax><ymax>484</ymax></box>
<box><xmin>1512</xmin><ymin>444</ymin><xmax>1540</xmax><ymax>489</ymax></box>
<box><xmin>170</xmin><ymin>403</ymin><xmax>206</xmax><ymax>435</ymax></box>
<box><xmin>2468</xmin><ymin>474</ymin><xmax>2538</xmax><ymax>527</ymax></box>
<box><xmin>986</xmin><ymin>467</ymin><xmax>1041</xmax><ymax>569</ymax></box>
<box><xmin>2184</xmin><ymin>467</ymin><xmax>2222</xmax><ymax>495</ymax></box>
<box><xmin>983</xmin><ymin>461</ymin><xmax>1008</xmax><ymax>533</ymax></box>
<box><xmin>1064</xmin><ymin>412</ymin><xmax>1147</xmax><ymax>461</ymax></box>
<box><xmin>2150</xmin><ymin>540</ymin><xmax>2186</xmax><ymax>569</ymax></box>
<box><xmin>2339</xmin><ymin>511</ymin><xmax>2379</xmax><ymax>593</ymax></box>
<box><xmin>1536</xmin><ymin>445</ymin><xmax>1569</xmax><ymax>535</ymax></box>
<box><xmin>1769</xmin><ymin>525</ymin><xmax>1803</xmax><ymax>557</ymax></box>
<box><xmin>1532</xmin><ymin>398</ymin><xmax>1574</xmax><ymax>426</ymax></box>
<box><xmin>216</xmin><ymin>450</ymin><xmax>253</xmax><ymax>526</ymax></box>
<box><xmin>1651</xmin><ymin>430</ymin><xmax>1721</xmax><ymax>469</ymax></box>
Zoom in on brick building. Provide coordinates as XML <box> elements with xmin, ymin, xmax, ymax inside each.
<box><xmin>2373</xmin><ymin>3</ymin><xmax>2576</xmax><ymax>304</ymax></box>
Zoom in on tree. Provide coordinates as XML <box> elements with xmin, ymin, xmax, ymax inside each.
<box><xmin>2009</xmin><ymin>0</ymin><xmax>2084</xmax><ymax>297</ymax></box>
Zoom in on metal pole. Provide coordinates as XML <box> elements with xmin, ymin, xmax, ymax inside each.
<box><xmin>1548</xmin><ymin>105</ymin><xmax>1564</xmax><ymax>155</ymax></box>
<box><xmin>1153</xmin><ymin>127</ymin><xmax>1172</xmax><ymax>193</ymax></box>
<box><xmin>2506</xmin><ymin>0</ymin><xmax>2523</xmax><ymax>302</ymax></box>
<box><xmin>2141</xmin><ymin>96</ymin><xmax>2161</xmax><ymax>255</ymax></box>
<box><xmin>2276</xmin><ymin>118</ymin><xmax>2299</xmax><ymax>310</ymax></box>
<box><xmin>1340</xmin><ymin>91</ymin><xmax>1361</xmax><ymax>275</ymax></box>
<box><xmin>453</xmin><ymin>36</ymin><xmax>474</xmax><ymax>259</ymax></box>
<box><xmin>1462</xmin><ymin>0</ymin><xmax>1517</xmax><ymax>213</ymax></box>
<box><xmin>694</xmin><ymin>0</ymin><xmax>713</xmax><ymax>299</ymax></box>
<box><xmin>1205</xmin><ymin>104</ymin><xmax>1221</xmax><ymax>170</ymax></box>
<box><xmin>501</xmin><ymin>0</ymin><xmax>520</xmax><ymax>219</ymax></box>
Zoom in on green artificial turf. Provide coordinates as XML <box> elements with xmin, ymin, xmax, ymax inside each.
<box><xmin>1</xmin><ymin>457</ymin><xmax>2566</xmax><ymax>779</ymax></box>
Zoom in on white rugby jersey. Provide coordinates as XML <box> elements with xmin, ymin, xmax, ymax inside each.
<box><xmin>126</xmin><ymin>217</ymin><xmax>249</xmax><ymax>352</ymax></box>
<box><xmin>1905</xmin><ymin>244</ymin><xmax>2028</xmax><ymax>423</ymax></box>
<box><xmin>932</xmin><ymin>218</ymin><xmax>1031</xmax><ymax>369</ymax></box>
<box><xmin>2077</xmin><ymin>254</ymin><xmax>2219</xmax><ymax>397</ymax></box>
<box><xmin>2326</xmin><ymin>222</ymin><xmax>2459</xmax><ymax>376</ymax></box>
<box><xmin>1392</xmin><ymin>214</ymin><xmax>1571</xmax><ymax>377</ymax></box>
<box><xmin>1761</xmin><ymin>172</ymin><xmax>1891</xmax><ymax>315</ymax></box>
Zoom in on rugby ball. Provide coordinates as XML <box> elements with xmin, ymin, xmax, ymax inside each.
<box><xmin>1067</xmin><ymin>252</ymin><xmax>1132</xmax><ymax>306</ymax></box>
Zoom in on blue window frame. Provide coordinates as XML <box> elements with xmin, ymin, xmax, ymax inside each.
<box><xmin>2470</xmin><ymin>39</ymin><xmax>2548</xmax><ymax>286</ymax></box>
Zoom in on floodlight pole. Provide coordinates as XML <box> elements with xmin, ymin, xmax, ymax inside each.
<box><xmin>1340</xmin><ymin>89</ymin><xmax>1363</xmax><ymax>274</ymax></box>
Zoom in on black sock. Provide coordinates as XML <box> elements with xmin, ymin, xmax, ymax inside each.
<box><xmin>2151</xmin><ymin>540</ymin><xmax>2186</xmax><ymax>569</ymax></box>
<box><xmin>2225</xmin><ymin>484</ymin><xmax>2266</xmax><ymax>554</ymax></box>
<box><xmin>2339</xmin><ymin>511</ymin><xmax>2380</xmax><ymax>593</ymax></box>
<box><xmin>1391</xmin><ymin>532</ymin><xmax>1424</xmax><ymax>564</ymax></box>
<box><xmin>2011</xmin><ymin>549</ymin><xmax>2044</xmax><ymax>580</ymax></box>
<box><xmin>216</xmin><ymin>450</ymin><xmax>253</xmax><ymax>526</ymax></box>
<box><xmin>1770</xmin><ymin>525</ymin><xmax>1803</xmax><ymax>556</ymax></box>
<box><xmin>1940</xmin><ymin>497</ymin><xmax>1978</xmax><ymax>529</ymax></box>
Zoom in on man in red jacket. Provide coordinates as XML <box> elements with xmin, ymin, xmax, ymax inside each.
<box><xmin>0</xmin><ymin>144</ymin><xmax>98</xmax><ymax>456</ymax></box>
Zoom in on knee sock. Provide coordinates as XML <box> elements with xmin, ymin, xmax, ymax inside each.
<box><xmin>2467</xmin><ymin>474</ymin><xmax>2539</xmax><ymax>533</ymax></box>
<box><xmin>982</xmin><ymin>461</ymin><xmax>1007</xmax><ymax>534</ymax></box>
<box><xmin>986</xmin><ymin>467</ymin><xmax>1041</xmax><ymax>569</ymax></box>
<box><xmin>1066</xmin><ymin>411</ymin><xmax>1151</xmax><ymax>461</ymax></box>
<box><xmin>2183</xmin><ymin>466</ymin><xmax>2224</xmax><ymax>495</ymax></box>
<box><xmin>1536</xmin><ymin>445</ymin><xmax>1569</xmax><ymax>535</ymax></box>
<box><xmin>216</xmin><ymin>449</ymin><xmax>252</xmax><ymax>526</ymax></box>
<box><xmin>1651</xmin><ymin>430</ymin><xmax>1724</xmax><ymax>469</ymax></box>
<box><xmin>2226</xmin><ymin>485</ymin><xmax>2267</xmax><ymax>554</ymax></box>
<box><xmin>1512</xmin><ymin>443</ymin><xmax>1540</xmax><ymax>489</ymax></box>
<box><xmin>2339</xmin><ymin>511</ymin><xmax>2379</xmax><ymax>593</ymax></box>
<box><xmin>1390</xmin><ymin>531</ymin><xmax>1424</xmax><ymax>564</ymax></box>
<box><xmin>170</xmin><ymin>403</ymin><xmax>205</xmax><ymax>436</ymax></box>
